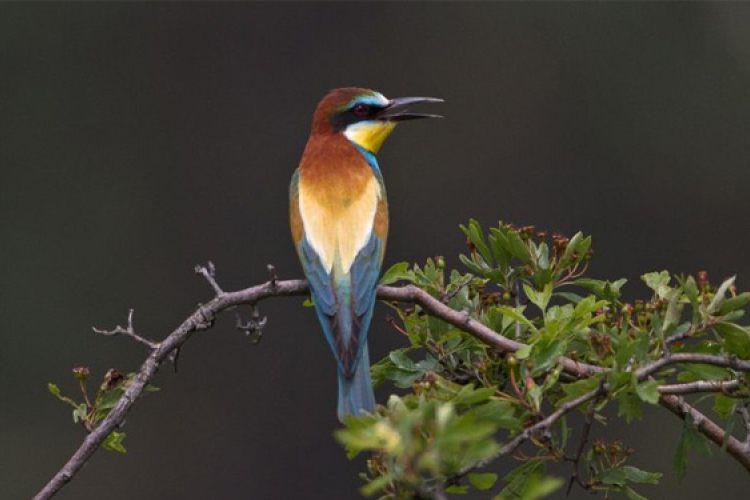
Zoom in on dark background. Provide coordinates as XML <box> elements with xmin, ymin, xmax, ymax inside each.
<box><xmin>2</xmin><ymin>2</ymin><xmax>749</xmax><ymax>499</ymax></box>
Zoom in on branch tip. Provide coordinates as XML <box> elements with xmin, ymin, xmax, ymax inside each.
<box><xmin>195</xmin><ymin>261</ymin><xmax>225</xmax><ymax>297</ymax></box>
<box><xmin>92</xmin><ymin>309</ymin><xmax>159</xmax><ymax>349</ymax></box>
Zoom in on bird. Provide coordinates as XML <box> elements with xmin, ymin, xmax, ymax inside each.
<box><xmin>289</xmin><ymin>87</ymin><xmax>442</xmax><ymax>421</ymax></box>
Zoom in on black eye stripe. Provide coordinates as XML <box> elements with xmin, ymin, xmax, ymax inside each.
<box><xmin>330</xmin><ymin>102</ymin><xmax>385</xmax><ymax>132</ymax></box>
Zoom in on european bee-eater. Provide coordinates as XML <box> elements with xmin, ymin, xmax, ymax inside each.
<box><xmin>290</xmin><ymin>87</ymin><xmax>442</xmax><ymax>421</ymax></box>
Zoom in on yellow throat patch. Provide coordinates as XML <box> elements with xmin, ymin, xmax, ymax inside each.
<box><xmin>344</xmin><ymin>121</ymin><xmax>397</xmax><ymax>154</ymax></box>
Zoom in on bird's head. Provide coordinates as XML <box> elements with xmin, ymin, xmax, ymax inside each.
<box><xmin>311</xmin><ymin>87</ymin><xmax>442</xmax><ymax>154</ymax></box>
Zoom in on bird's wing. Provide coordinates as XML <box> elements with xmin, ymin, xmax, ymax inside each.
<box><xmin>299</xmin><ymin>231</ymin><xmax>383</xmax><ymax>377</ymax></box>
<box><xmin>294</xmin><ymin>171</ymin><xmax>388</xmax><ymax>377</ymax></box>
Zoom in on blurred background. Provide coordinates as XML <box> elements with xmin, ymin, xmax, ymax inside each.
<box><xmin>2</xmin><ymin>2</ymin><xmax>750</xmax><ymax>499</ymax></box>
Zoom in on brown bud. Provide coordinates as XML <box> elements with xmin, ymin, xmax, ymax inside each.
<box><xmin>103</xmin><ymin>368</ymin><xmax>124</xmax><ymax>390</ymax></box>
<box><xmin>72</xmin><ymin>366</ymin><xmax>90</xmax><ymax>381</ymax></box>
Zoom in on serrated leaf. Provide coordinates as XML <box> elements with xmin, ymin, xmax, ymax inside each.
<box><xmin>674</xmin><ymin>413</ymin><xmax>712</xmax><ymax>479</ymax></box>
<box><xmin>469</xmin><ymin>472</ymin><xmax>498</xmax><ymax>491</ymax></box>
<box><xmin>524</xmin><ymin>282</ymin><xmax>552</xmax><ymax>313</ymax></box>
<box><xmin>642</xmin><ymin>271</ymin><xmax>671</xmax><ymax>299</ymax></box>
<box><xmin>634</xmin><ymin>380</ymin><xmax>660</xmax><ymax>405</ymax></box>
<box><xmin>617</xmin><ymin>391</ymin><xmax>642</xmax><ymax>423</ymax></box>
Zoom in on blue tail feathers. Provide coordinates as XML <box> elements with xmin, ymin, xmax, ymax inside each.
<box><xmin>337</xmin><ymin>343</ymin><xmax>375</xmax><ymax>421</ymax></box>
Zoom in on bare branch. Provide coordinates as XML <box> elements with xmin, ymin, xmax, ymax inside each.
<box><xmin>659</xmin><ymin>380</ymin><xmax>742</xmax><ymax>395</ymax></box>
<box><xmin>92</xmin><ymin>309</ymin><xmax>158</xmax><ymax>350</ymax></box>
<box><xmin>636</xmin><ymin>353</ymin><xmax>750</xmax><ymax>380</ymax></box>
<box><xmin>195</xmin><ymin>261</ymin><xmax>224</xmax><ymax>297</ymax></box>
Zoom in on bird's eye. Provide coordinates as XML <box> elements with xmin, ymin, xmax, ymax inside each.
<box><xmin>353</xmin><ymin>103</ymin><xmax>370</xmax><ymax>117</ymax></box>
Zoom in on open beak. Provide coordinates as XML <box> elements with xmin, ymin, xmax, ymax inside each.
<box><xmin>377</xmin><ymin>96</ymin><xmax>444</xmax><ymax>122</ymax></box>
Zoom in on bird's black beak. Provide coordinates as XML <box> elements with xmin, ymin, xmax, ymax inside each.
<box><xmin>378</xmin><ymin>96</ymin><xmax>444</xmax><ymax>122</ymax></box>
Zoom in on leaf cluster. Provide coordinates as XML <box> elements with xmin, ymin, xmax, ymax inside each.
<box><xmin>48</xmin><ymin>367</ymin><xmax>159</xmax><ymax>453</ymax></box>
<box><xmin>338</xmin><ymin>220</ymin><xmax>750</xmax><ymax>499</ymax></box>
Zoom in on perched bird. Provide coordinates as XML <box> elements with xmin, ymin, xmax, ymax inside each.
<box><xmin>290</xmin><ymin>88</ymin><xmax>442</xmax><ymax>421</ymax></box>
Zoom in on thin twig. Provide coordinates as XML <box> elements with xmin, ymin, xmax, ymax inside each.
<box><xmin>455</xmin><ymin>386</ymin><xmax>606</xmax><ymax>480</ymax></box>
<box><xmin>195</xmin><ymin>261</ymin><xmax>224</xmax><ymax>296</ymax></box>
<box><xmin>566</xmin><ymin>398</ymin><xmax>598</xmax><ymax>495</ymax></box>
<box><xmin>92</xmin><ymin>309</ymin><xmax>158</xmax><ymax>350</ymax></box>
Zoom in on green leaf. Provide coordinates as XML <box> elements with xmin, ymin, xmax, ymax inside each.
<box><xmin>453</xmin><ymin>385</ymin><xmax>495</xmax><ymax>406</ymax></box>
<box><xmin>718</xmin><ymin>292</ymin><xmax>750</xmax><ymax>315</ymax></box>
<box><xmin>103</xmin><ymin>431</ymin><xmax>127</xmax><ymax>453</ymax></box>
<box><xmin>496</xmin><ymin>474</ymin><xmax>563</xmax><ymax>500</ymax></box>
<box><xmin>560</xmin><ymin>377</ymin><xmax>601</xmax><ymax>405</ymax></box>
<box><xmin>621</xmin><ymin>465</ymin><xmax>662</xmax><ymax>484</ymax></box>
<box><xmin>524</xmin><ymin>282</ymin><xmax>552</xmax><ymax>313</ymax></box>
<box><xmin>360</xmin><ymin>475</ymin><xmax>391</xmax><ymax>497</ymax></box>
<box><xmin>634</xmin><ymin>379</ymin><xmax>660</xmax><ymax>405</ymax></box>
<box><xmin>714</xmin><ymin>322</ymin><xmax>750</xmax><ymax>359</ymax></box>
<box><xmin>617</xmin><ymin>391</ymin><xmax>642</xmax><ymax>423</ymax></box>
<box><xmin>676</xmin><ymin>363</ymin><xmax>729</xmax><ymax>382</ymax></box>
<box><xmin>506</xmin><ymin>230</ymin><xmax>532</xmax><ymax>264</ymax></box>
<box><xmin>560</xmin><ymin>232</ymin><xmax>583</xmax><ymax>266</ymax></box>
<box><xmin>624</xmin><ymin>486</ymin><xmax>648</xmax><ymax>500</ymax></box>
<box><xmin>599</xmin><ymin>467</ymin><xmax>627</xmax><ymax>485</ymax></box>
<box><xmin>48</xmin><ymin>383</ymin><xmax>61</xmax><ymax>397</ymax></box>
<box><xmin>662</xmin><ymin>288</ymin><xmax>683</xmax><ymax>335</ymax></box>
<box><xmin>494</xmin><ymin>306</ymin><xmax>537</xmax><ymax>334</ymax></box>
<box><xmin>447</xmin><ymin>485</ymin><xmax>470</xmax><ymax>494</ymax></box>
<box><xmin>642</xmin><ymin>271</ymin><xmax>671</xmax><ymax>299</ymax></box>
<box><xmin>674</xmin><ymin>413</ymin><xmax>712</xmax><ymax>479</ymax></box>
<box><xmin>72</xmin><ymin>403</ymin><xmax>88</xmax><ymax>424</ymax></box>
<box><xmin>714</xmin><ymin>394</ymin><xmax>737</xmax><ymax>420</ymax></box>
<box><xmin>469</xmin><ymin>472</ymin><xmax>498</xmax><ymax>491</ymax></box>
<box><xmin>673</xmin><ymin>425</ymin><xmax>688</xmax><ymax>480</ymax></box>
<box><xmin>708</xmin><ymin>276</ymin><xmax>736</xmax><ymax>315</ymax></box>
<box><xmin>379</xmin><ymin>262</ymin><xmax>413</xmax><ymax>285</ymax></box>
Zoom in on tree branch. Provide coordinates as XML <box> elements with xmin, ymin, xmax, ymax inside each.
<box><xmin>659</xmin><ymin>394</ymin><xmax>750</xmax><ymax>473</ymax></box>
<box><xmin>33</xmin><ymin>276</ymin><xmax>307</xmax><ymax>500</ymax></box>
<box><xmin>34</xmin><ymin>277</ymin><xmax>750</xmax><ymax>499</ymax></box>
<box><xmin>658</xmin><ymin>380</ymin><xmax>742</xmax><ymax>395</ymax></box>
